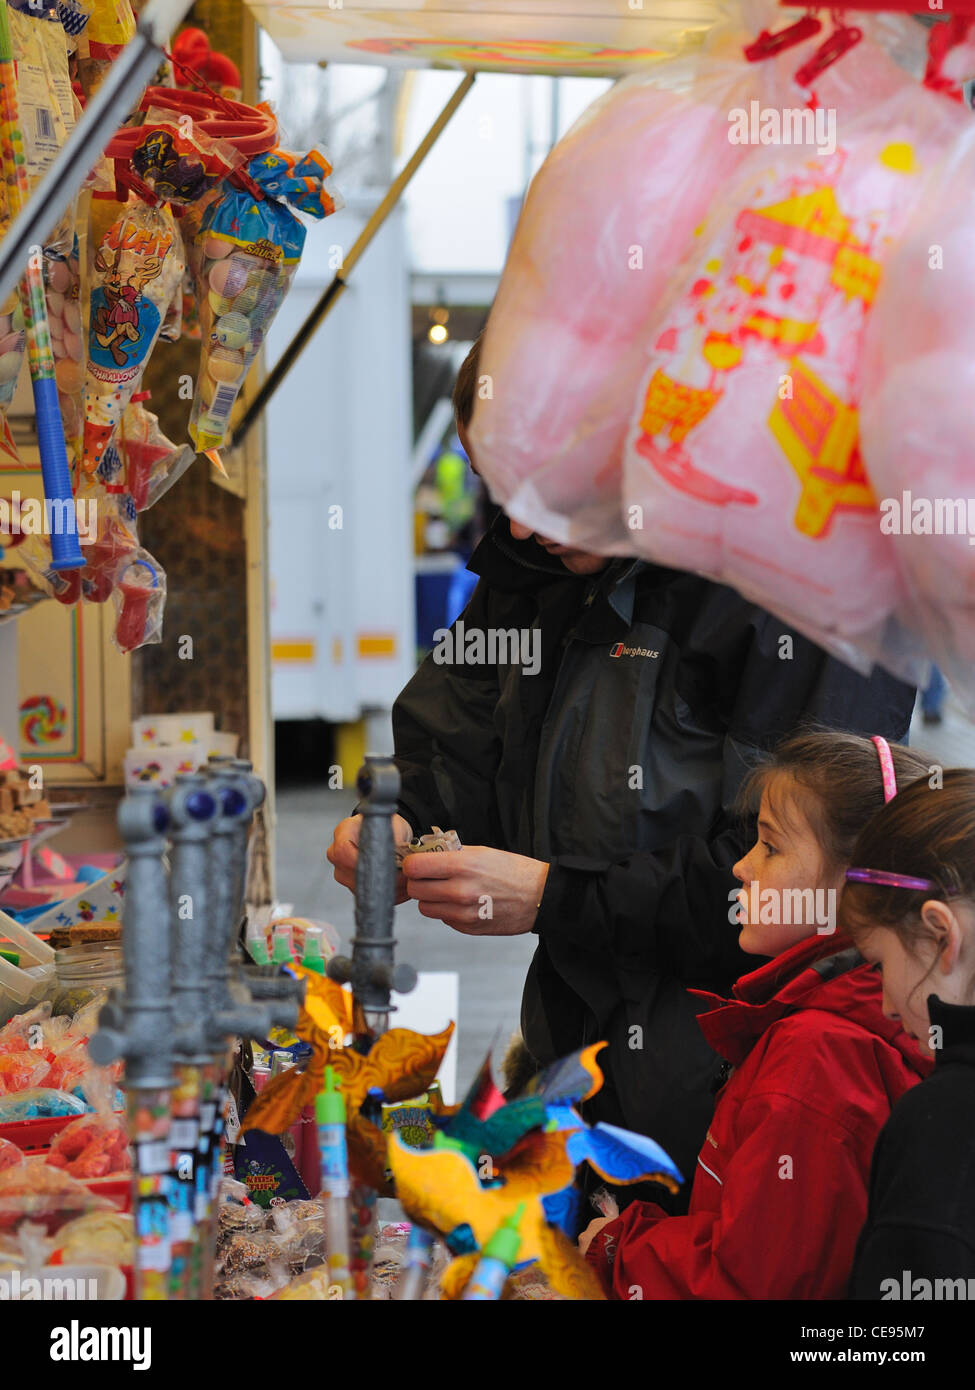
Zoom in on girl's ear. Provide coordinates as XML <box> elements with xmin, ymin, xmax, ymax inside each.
<box><xmin>920</xmin><ymin>900</ymin><xmax>962</xmax><ymax>975</ymax></box>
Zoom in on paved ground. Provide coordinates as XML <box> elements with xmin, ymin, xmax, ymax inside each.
<box><xmin>273</xmin><ymin>692</ymin><xmax>975</xmax><ymax>1098</ymax></box>
<box><xmin>273</xmin><ymin>785</ymin><xmax>536</xmax><ymax>1097</ymax></box>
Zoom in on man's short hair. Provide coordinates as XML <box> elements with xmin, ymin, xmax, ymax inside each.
<box><xmin>452</xmin><ymin>332</ymin><xmax>483</xmax><ymax>428</ymax></box>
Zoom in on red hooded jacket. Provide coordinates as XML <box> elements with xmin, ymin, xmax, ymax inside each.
<box><xmin>586</xmin><ymin>935</ymin><xmax>931</xmax><ymax>1300</ymax></box>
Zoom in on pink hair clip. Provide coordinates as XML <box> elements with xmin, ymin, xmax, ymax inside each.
<box><xmin>872</xmin><ymin>735</ymin><xmax>898</xmax><ymax>804</ymax></box>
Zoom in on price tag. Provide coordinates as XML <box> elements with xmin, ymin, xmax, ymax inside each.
<box><xmin>224</xmin><ymin>1094</ymin><xmax>242</xmax><ymax>1145</ymax></box>
<box><xmin>137</xmin><ymin>1142</ymin><xmax>171</xmax><ymax>1175</ymax></box>
<box><xmin>170</xmin><ymin>1119</ymin><xmax>199</xmax><ymax>1148</ymax></box>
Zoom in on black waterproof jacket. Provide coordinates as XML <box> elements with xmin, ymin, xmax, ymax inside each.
<box><xmin>391</xmin><ymin>517</ymin><xmax>916</xmax><ymax>1178</ymax></box>
<box><xmin>849</xmin><ymin>996</ymin><xmax>975</xmax><ymax>1298</ymax></box>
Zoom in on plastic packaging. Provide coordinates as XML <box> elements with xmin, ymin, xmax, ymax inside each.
<box><xmin>189</xmin><ymin>148</ymin><xmax>341</xmax><ymax>455</ymax></box>
<box><xmin>859</xmin><ymin>123</ymin><xmax>975</xmax><ymax>711</ymax></box>
<box><xmin>82</xmin><ymin>201</ymin><xmax>185</xmax><ymax>475</ymax></box>
<box><xmin>50</xmin><ymin>1209</ymin><xmax>132</xmax><ymax>1265</ymax></box>
<box><xmin>0</xmin><ymin>1137</ymin><xmax>25</xmax><ymax>1171</ymax></box>
<box><xmin>46</xmin><ymin>1066</ymin><xmax>128</xmax><ymax>1178</ymax></box>
<box><xmin>117</xmin><ymin>399</ymin><xmax>194</xmax><ymax>509</ymax></box>
<box><xmin>617</xmin><ymin>30</ymin><xmax>967</xmax><ymax>677</ymax></box>
<box><xmin>0</xmin><ymin>1162</ymin><xmax>114</xmax><ymax>1234</ymax></box>
<box><xmin>0</xmin><ymin>292</ymin><xmax>27</xmax><ymax>416</ymax></box>
<box><xmin>0</xmin><ymin>1088</ymin><xmax>88</xmax><ymax>1121</ymax></box>
<box><xmin>46</xmin><ymin>1114</ymin><xmax>128</xmax><ymax>1178</ymax></box>
<box><xmin>471</xmin><ymin>49</ymin><xmax>759</xmax><ymax>552</ymax></box>
<box><xmin>52</xmin><ymin>942</ymin><xmax>123</xmax><ymax>1016</ymax></box>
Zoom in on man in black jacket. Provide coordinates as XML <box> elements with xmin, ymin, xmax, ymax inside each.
<box><xmin>328</xmin><ymin>341</ymin><xmax>916</xmax><ymax>1183</ymax></box>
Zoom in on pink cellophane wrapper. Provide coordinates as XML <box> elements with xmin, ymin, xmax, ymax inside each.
<box><xmin>469</xmin><ymin>50</ymin><xmax>760</xmax><ymax>553</ymax></box>
<box><xmin>617</xmin><ymin>31</ymin><xmax>966</xmax><ymax>680</ymax></box>
<box><xmin>859</xmin><ymin>122</ymin><xmax>975</xmax><ymax>713</ymax></box>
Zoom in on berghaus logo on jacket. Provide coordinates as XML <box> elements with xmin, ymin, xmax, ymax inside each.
<box><xmin>610</xmin><ymin>642</ymin><xmax>660</xmax><ymax>659</ymax></box>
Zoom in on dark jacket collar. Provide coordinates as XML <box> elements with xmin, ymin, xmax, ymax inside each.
<box><xmin>467</xmin><ymin>514</ymin><xmax>651</xmax><ymax>621</ymax></box>
<box><xmin>928</xmin><ymin>995</ymin><xmax>975</xmax><ymax>1067</ymax></box>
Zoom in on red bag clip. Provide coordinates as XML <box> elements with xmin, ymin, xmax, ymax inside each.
<box><xmin>795</xmin><ymin>23</ymin><xmax>862</xmax><ymax>88</ymax></box>
<box><xmin>744</xmin><ymin>13</ymin><xmax>822</xmax><ymax>62</ymax></box>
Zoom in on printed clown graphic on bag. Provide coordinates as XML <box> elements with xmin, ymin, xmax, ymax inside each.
<box><xmin>90</xmin><ymin>240</ymin><xmax>166</xmax><ymax>370</ymax></box>
<box><xmin>83</xmin><ymin>203</ymin><xmax>184</xmax><ymax>474</ymax></box>
<box><xmin>631</xmin><ymin>164</ymin><xmax>888</xmax><ymax>532</ymax></box>
<box><xmin>622</xmin><ymin>121</ymin><xmax>950</xmax><ymax>652</ymax></box>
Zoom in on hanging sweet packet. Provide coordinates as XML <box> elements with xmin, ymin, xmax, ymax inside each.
<box><xmin>618</xmin><ymin>29</ymin><xmax>966</xmax><ymax>677</ymax></box>
<box><xmin>189</xmin><ymin>148</ymin><xmax>341</xmax><ymax>456</ymax></box>
<box><xmin>44</xmin><ymin>217</ymin><xmax>84</xmax><ymax>458</ymax></box>
<box><xmin>111</xmin><ymin>546</ymin><xmax>165</xmax><ymax>653</ymax></box>
<box><xmin>82</xmin><ymin>201</ymin><xmax>184</xmax><ymax>474</ymax></box>
<box><xmin>106</xmin><ymin>108</ymin><xmax>246</xmax><ymax>208</ymax></box>
<box><xmin>8</xmin><ymin>0</ymin><xmax>74</xmax><ymax>187</ymax></box>
<box><xmin>859</xmin><ymin>123</ymin><xmax>975</xmax><ymax>711</ymax></box>
<box><xmin>116</xmin><ymin>397</ymin><xmax>194</xmax><ymax>510</ymax></box>
<box><xmin>76</xmin><ymin>0</ymin><xmax>134</xmax><ymax>97</ymax></box>
<box><xmin>0</xmin><ymin>293</ymin><xmax>27</xmax><ymax>416</ymax></box>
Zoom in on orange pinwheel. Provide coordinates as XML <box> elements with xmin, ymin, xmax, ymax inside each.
<box><xmin>240</xmin><ymin>965</ymin><xmax>454</xmax><ymax>1193</ymax></box>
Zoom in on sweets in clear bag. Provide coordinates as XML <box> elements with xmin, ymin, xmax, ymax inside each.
<box><xmin>189</xmin><ymin>149</ymin><xmax>341</xmax><ymax>455</ymax></box>
<box><xmin>43</xmin><ymin>221</ymin><xmax>84</xmax><ymax>456</ymax></box>
<box><xmin>76</xmin><ymin>0</ymin><xmax>134</xmax><ymax>97</ymax></box>
<box><xmin>0</xmin><ymin>292</ymin><xmax>26</xmax><ymax>413</ymax></box>
<box><xmin>82</xmin><ymin>201</ymin><xmax>184</xmax><ymax>475</ymax></box>
<box><xmin>112</xmin><ymin>547</ymin><xmax>165</xmax><ymax>653</ymax></box>
<box><xmin>116</xmin><ymin>398</ymin><xmax>194</xmax><ymax>511</ymax></box>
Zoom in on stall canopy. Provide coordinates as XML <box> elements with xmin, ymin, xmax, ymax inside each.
<box><xmin>245</xmin><ymin>0</ymin><xmax>727</xmax><ymax>72</ymax></box>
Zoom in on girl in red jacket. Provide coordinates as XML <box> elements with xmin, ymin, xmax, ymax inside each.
<box><xmin>582</xmin><ymin>730</ymin><xmax>932</xmax><ymax>1300</ymax></box>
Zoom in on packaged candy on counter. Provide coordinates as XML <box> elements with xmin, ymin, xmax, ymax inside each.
<box><xmin>0</xmin><ymin>1089</ymin><xmax>88</xmax><ymax>1122</ymax></box>
<box><xmin>0</xmin><ymin>1162</ymin><xmax>115</xmax><ymax>1234</ymax></box>
<box><xmin>214</xmin><ymin>1267</ymin><xmax>290</xmax><ymax>1300</ymax></box>
<box><xmin>189</xmin><ymin>148</ymin><xmax>341</xmax><ymax>456</ymax></box>
<box><xmin>268</xmin><ymin>1197</ymin><xmax>327</xmax><ymax>1273</ymax></box>
<box><xmin>49</xmin><ymin>1209</ymin><xmax>132</xmax><ymax>1265</ymax></box>
<box><xmin>82</xmin><ymin>200</ymin><xmax>184</xmax><ymax>475</ymax></box>
<box><xmin>215</xmin><ymin>1229</ymin><xmax>285</xmax><ymax>1280</ymax></box>
<box><xmin>46</xmin><ymin>1068</ymin><xmax>129</xmax><ymax>1179</ymax></box>
<box><xmin>0</xmin><ymin>1051</ymin><xmax>50</xmax><ymax>1097</ymax></box>
<box><xmin>0</xmin><ymin>1137</ymin><xmax>25</xmax><ymax>1172</ymax></box>
<box><xmin>46</xmin><ymin>1115</ymin><xmax>129</xmax><ymax>1179</ymax></box>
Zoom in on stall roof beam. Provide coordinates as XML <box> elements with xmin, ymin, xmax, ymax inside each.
<box><xmin>0</xmin><ymin>0</ymin><xmax>195</xmax><ymax>308</ymax></box>
<box><xmin>230</xmin><ymin>70</ymin><xmax>475</xmax><ymax>451</ymax></box>
<box><xmin>245</xmin><ymin>0</ymin><xmax>724</xmax><ymax>73</ymax></box>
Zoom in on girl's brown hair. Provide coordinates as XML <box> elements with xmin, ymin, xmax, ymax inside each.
<box><xmin>738</xmin><ymin>730</ymin><xmax>932</xmax><ymax>872</ymax></box>
<box><xmin>839</xmin><ymin>770</ymin><xmax>975</xmax><ymax>968</ymax></box>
